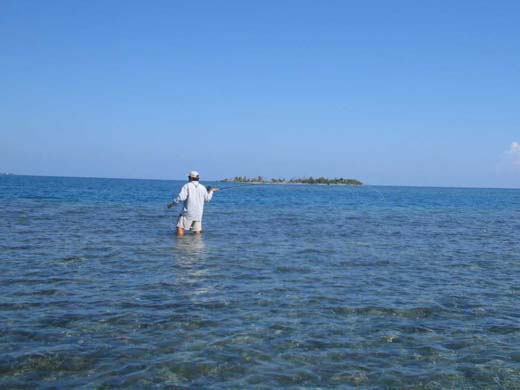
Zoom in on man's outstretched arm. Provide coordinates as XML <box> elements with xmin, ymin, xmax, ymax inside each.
<box><xmin>204</xmin><ymin>187</ymin><xmax>219</xmax><ymax>202</ymax></box>
<box><xmin>167</xmin><ymin>185</ymin><xmax>189</xmax><ymax>208</ymax></box>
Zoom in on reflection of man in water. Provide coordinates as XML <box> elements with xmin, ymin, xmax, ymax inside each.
<box><xmin>175</xmin><ymin>234</ymin><xmax>206</xmax><ymax>256</ymax></box>
<box><xmin>167</xmin><ymin>171</ymin><xmax>218</xmax><ymax>236</ymax></box>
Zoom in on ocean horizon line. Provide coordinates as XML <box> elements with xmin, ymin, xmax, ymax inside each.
<box><xmin>2</xmin><ymin>173</ymin><xmax>519</xmax><ymax>191</ymax></box>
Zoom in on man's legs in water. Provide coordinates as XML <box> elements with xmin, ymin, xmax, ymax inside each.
<box><xmin>176</xmin><ymin>220</ymin><xmax>201</xmax><ymax>236</ymax></box>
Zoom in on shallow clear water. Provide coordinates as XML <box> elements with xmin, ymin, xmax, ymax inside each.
<box><xmin>1</xmin><ymin>175</ymin><xmax>520</xmax><ymax>388</ymax></box>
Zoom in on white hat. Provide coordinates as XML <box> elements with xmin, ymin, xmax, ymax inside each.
<box><xmin>188</xmin><ymin>170</ymin><xmax>200</xmax><ymax>178</ymax></box>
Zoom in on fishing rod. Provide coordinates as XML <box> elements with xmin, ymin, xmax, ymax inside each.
<box><xmin>167</xmin><ymin>182</ymin><xmax>265</xmax><ymax>209</ymax></box>
<box><xmin>206</xmin><ymin>183</ymin><xmax>272</xmax><ymax>192</ymax></box>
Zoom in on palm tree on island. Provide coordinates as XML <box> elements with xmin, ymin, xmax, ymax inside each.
<box><xmin>221</xmin><ymin>176</ymin><xmax>362</xmax><ymax>185</ymax></box>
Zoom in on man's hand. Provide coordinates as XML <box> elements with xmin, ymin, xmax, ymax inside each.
<box><xmin>210</xmin><ymin>188</ymin><xmax>219</xmax><ymax>193</ymax></box>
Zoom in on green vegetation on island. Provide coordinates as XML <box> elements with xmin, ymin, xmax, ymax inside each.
<box><xmin>221</xmin><ymin>176</ymin><xmax>363</xmax><ymax>185</ymax></box>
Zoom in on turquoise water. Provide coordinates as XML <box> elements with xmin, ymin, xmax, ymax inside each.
<box><xmin>1</xmin><ymin>175</ymin><xmax>520</xmax><ymax>388</ymax></box>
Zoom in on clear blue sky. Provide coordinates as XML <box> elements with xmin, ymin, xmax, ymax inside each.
<box><xmin>1</xmin><ymin>1</ymin><xmax>519</xmax><ymax>187</ymax></box>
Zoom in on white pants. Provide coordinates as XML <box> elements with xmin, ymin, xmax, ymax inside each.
<box><xmin>176</xmin><ymin>215</ymin><xmax>202</xmax><ymax>232</ymax></box>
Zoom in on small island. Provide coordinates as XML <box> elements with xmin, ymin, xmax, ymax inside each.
<box><xmin>221</xmin><ymin>176</ymin><xmax>363</xmax><ymax>185</ymax></box>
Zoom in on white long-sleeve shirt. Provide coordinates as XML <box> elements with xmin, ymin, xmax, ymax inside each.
<box><xmin>173</xmin><ymin>181</ymin><xmax>213</xmax><ymax>221</ymax></box>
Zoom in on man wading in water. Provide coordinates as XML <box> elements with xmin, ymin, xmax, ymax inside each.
<box><xmin>167</xmin><ymin>171</ymin><xmax>219</xmax><ymax>236</ymax></box>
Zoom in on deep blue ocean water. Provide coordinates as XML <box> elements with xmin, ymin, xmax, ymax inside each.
<box><xmin>1</xmin><ymin>175</ymin><xmax>519</xmax><ymax>389</ymax></box>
